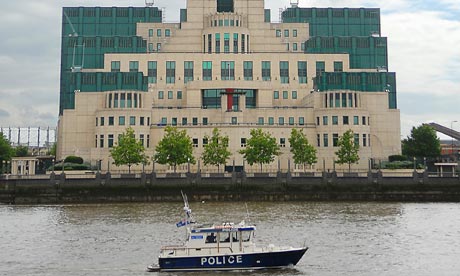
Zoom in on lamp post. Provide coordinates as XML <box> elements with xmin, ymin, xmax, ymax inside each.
<box><xmin>451</xmin><ymin>120</ymin><xmax>457</xmax><ymax>158</ymax></box>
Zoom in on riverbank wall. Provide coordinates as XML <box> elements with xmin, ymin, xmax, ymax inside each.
<box><xmin>1</xmin><ymin>171</ymin><xmax>460</xmax><ymax>204</ymax></box>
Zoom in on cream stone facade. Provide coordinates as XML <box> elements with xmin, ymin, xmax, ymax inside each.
<box><xmin>57</xmin><ymin>0</ymin><xmax>401</xmax><ymax>173</ymax></box>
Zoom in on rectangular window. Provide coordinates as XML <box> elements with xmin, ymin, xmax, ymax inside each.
<box><xmin>193</xmin><ymin>138</ymin><xmax>198</xmax><ymax>148</ymax></box>
<box><xmin>108</xmin><ymin>116</ymin><xmax>114</xmax><ymax>126</ymax></box>
<box><xmin>258</xmin><ymin>117</ymin><xmax>264</xmax><ymax>125</ymax></box>
<box><xmin>221</xmin><ymin>61</ymin><xmax>234</xmax><ymax>80</ymax></box>
<box><xmin>317</xmin><ymin>134</ymin><xmax>321</xmax><ymax>147</ymax></box>
<box><xmin>284</xmin><ymin>29</ymin><xmax>289</xmax><ymax>37</ymax></box>
<box><xmin>334</xmin><ymin>61</ymin><xmax>343</xmax><ymax>72</ymax></box>
<box><xmin>354</xmin><ymin>116</ymin><xmax>359</xmax><ymax>125</ymax></box>
<box><xmin>289</xmin><ymin>117</ymin><xmax>294</xmax><ymax>125</ymax></box>
<box><xmin>278</xmin><ymin>117</ymin><xmax>284</xmax><ymax>125</ymax></box>
<box><xmin>130</xmin><ymin>116</ymin><xmax>135</xmax><ymax>125</ymax></box>
<box><xmin>231</xmin><ymin>117</ymin><xmax>237</xmax><ymax>125</ymax></box>
<box><xmin>129</xmin><ymin>61</ymin><xmax>139</xmax><ymax>72</ymax></box>
<box><xmin>335</xmin><ymin>93</ymin><xmax>340</xmax><ymax>107</ymax></box>
<box><xmin>280</xmin><ymin>138</ymin><xmax>286</xmax><ymax>147</ymax></box>
<box><xmin>100</xmin><ymin>117</ymin><xmax>105</xmax><ymax>126</ymax></box>
<box><xmin>292</xmin><ymin>91</ymin><xmax>297</xmax><ymax>99</ymax></box>
<box><xmin>298</xmin><ymin>61</ymin><xmax>307</xmax><ymax>84</ymax></box>
<box><xmin>184</xmin><ymin>61</ymin><xmax>194</xmax><ymax>83</ymax></box>
<box><xmin>111</xmin><ymin>61</ymin><xmax>120</xmax><ymax>72</ymax></box>
<box><xmin>161</xmin><ymin>117</ymin><xmax>167</xmax><ymax>125</ymax></box>
<box><xmin>293</xmin><ymin>43</ymin><xmax>298</xmax><ymax>51</ymax></box>
<box><xmin>203</xmin><ymin>138</ymin><xmax>208</xmax><ymax>145</ymax></box>
<box><xmin>332</xmin><ymin>116</ymin><xmax>338</xmax><ymax>125</ymax></box>
<box><xmin>363</xmin><ymin>134</ymin><xmax>367</xmax><ymax>147</ymax></box>
<box><xmin>148</xmin><ymin>61</ymin><xmax>157</xmax><ymax>83</ymax></box>
<box><xmin>233</xmin><ymin>33</ymin><xmax>238</xmax><ymax>53</ymax></box>
<box><xmin>316</xmin><ymin>61</ymin><xmax>325</xmax><ymax>77</ymax></box>
<box><xmin>108</xmin><ymin>134</ymin><xmax>114</xmax><ymax>148</ymax></box>
<box><xmin>166</xmin><ymin>61</ymin><xmax>176</xmax><ymax>83</ymax></box>
<box><xmin>165</xmin><ymin>29</ymin><xmax>171</xmax><ymax>37</ymax></box>
<box><xmin>157</xmin><ymin>43</ymin><xmax>161</xmax><ymax>51</ymax></box>
<box><xmin>140</xmin><ymin>117</ymin><xmax>145</xmax><ymax>126</ymax></box>
<box><xmin>149</xmin><ymin>29</ymin><xmax>154</xmax><ymax>37</ymax></box>
<box><xmin>208</xmin><ymin>34</ymin><xmax>212</xmax><ymax>53</ymax></box>
<box><xmin>354</xmin><ymin>133</ymin><xmax>360</xmax><ymax>146</ymax></box>
<box><xmin>148</xmin><ymin>43</ymin><xmax>154</xmax><ymax>52</ymax></box>
<box><xmin>262</xmin><ymin>61</ymin><xmax>271</xmax><ymax>81</ymax></box>
<box><xmin>243</xmin><ymin>61</ymin><xmax>253</xmax><ymax>81</ymax></box>
<box><xmin>139</xmin><ymin>134</ymin><xmax>144</xmax><ymax>146</ymax></box>
<box><xmin>342</xmin><ymin>93</ymin><xmax>347</xmax><ymax>107</ymax></box>
<box><xmin>172</xmin><ymin>117</ymin><xmax>177</xmax><ymax>126</ymax></box>
<box><xmin>157</xmin><ymin>29</ymin><xmax>162</xmax><ymax>37</ymax></box>
<box><xmin>333</xmin><ymin>133</ymin><xmax>339</xmax><ymax>147</ymax></box>
<box><xmin>316</xmin><ymin>117</ymin><xmax>320</xmax><ymax>126</ymax></box>
<box><xmin>177</xmin><ymin>91</ymin><xmax>182</xmax><ymax>99</ymax></box>
<box><xmin>283</xmin><ymin>91</ymin><xmax>288</xmax><ymax>99</ymax></box>
<box><xmin>241</xmin><ymin>138</ymin><xmax>246</xmax><ymax>147</ymax></box>
<box><xmin>343</xmin><ymin>116</ymin><xmax>349</xmax><ymax>125</ymax></box>
<box><xmin>215</xmin><ymin>33</ymin><xmax>220</xmax><ymax>53</ymax></box>
<box><xmin>276</xmin><ymin>29</ymin><xmax>281</xmax><ymax>37</ymax></box>
<box><xmin>120</xmin><ymin>93</ymin><xmax>125</xmax><ymax>108</ymax></box>
<box><xmin>192</xmin><ymin>117</ymin><xmax>198</xmax><ymax>125</ymax></box>
<box><xmin>241</xmin><ymin>34</ymin><xmax>245</xmax><ymax>53</ymax></box>
<box><xmin>203</xmin><ymin>117</ymin><xmax>208</xmax><ymax>125</ymax></box>
<box><xmin>268</xmin><ymin>117</ymin><xmax>274</xmax><ymax>125</ymax></box>
<box><xmin>182</xmin><ymin>117</ymin><xmax>188</xmax><ymax>125</ymax></box>
<box><xmin>202</xmin><ymin>61</ymin><xmax>212</xmax><ymax>81</ymax></box>
<box><xmin>362</xmin><ymin>116</ymin><xmax>366</xmax><ymax>125</ymax></box>
<box><xmin>280</xmin><ymin>61</ymin><xmax>289</xmax><ymax>83</ymax></box>
<box><xmin>168</xmin><ymin>90</ymin><xmax>173</xmax><ymax>99</ymax></box>
<box><xmin>147</xmin><ymin>134</ymin><xmax>150</xmax><ymax>148</ymax></box>
<box><xmin>99</xmin><ymin>134</ymin><xmax>104</xmax><ymax>148</ymax></box>
<box><xmin>273</xmin><ymin>91</ymin><xmax>279</xmax><ymax>99</ymax></box>
<box><xmin>293</xmin><ymin>29</ymin><xmax>297</xmax><ymax>37</ymax></box>
<box><xmin>323</xmin><ymin>134</ymin><xmax>329</xmax><ymax>147</ymax></box>
<box><xmin>224</xmin><ymin>33</ymin><xmax>230</xmax><ymax>53</ymax></box>
<box><xmin>299</xmin><ymin>117</ymin><xmax>305</xmax><ymax>125</ymax></box>
<box><xmin>323</xmin><ymin>116</ymin><xmax>328</xmax><ymax>125</ymax></box>
<box><xmin>158</xmin><ymin>90</ymin><xmax>164</xmax><ymax>99</ymax></box>
<box><xmin>119</xmin><ymin>116</ymin><xmax>125</xmax><ymax>126</ymax></box>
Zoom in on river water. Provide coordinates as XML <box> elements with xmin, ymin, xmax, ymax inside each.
<box><xmin>1</xmin><ymin>201</ymin><xmax>459</xmax><ymax>276</ymax></box>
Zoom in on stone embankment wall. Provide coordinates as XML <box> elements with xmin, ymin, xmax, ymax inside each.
<box><xmin>1</xmin><ymin>171</ymin><xmax>460</xmax><ymax>204</ymax></box>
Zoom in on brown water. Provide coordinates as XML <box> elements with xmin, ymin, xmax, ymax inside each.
<box><xmin>1</xmin><ymin>202</ymin><xmax>460</xmax><ymax>276</ymax></box>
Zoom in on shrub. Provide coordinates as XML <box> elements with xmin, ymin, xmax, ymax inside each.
<box><xmin>64</xmin><ymin>155</ymin><xmax>84</xmax><ymax>164</ymax></box>
<box><xmin>388</xmin><ymin>155</ymin><xmax>407</xmax><ymax>162</ymax></box>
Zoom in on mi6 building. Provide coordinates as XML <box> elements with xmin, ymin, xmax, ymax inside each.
<box><xmin>57</xmin><ymin>0</ymin><xmax>401</xmax><ymax>172</ymax></box>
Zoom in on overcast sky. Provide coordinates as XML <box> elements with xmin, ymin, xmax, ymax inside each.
<box><xmin>0</xmin><ymin>0</ymin><xmax>459</xmax><ymax>139</ymax></box>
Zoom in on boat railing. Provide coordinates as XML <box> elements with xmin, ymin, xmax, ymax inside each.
<box><xmin>161</xmin><ymin>245</ymin><xmax>234</xmax><ymax>256</ymax></box>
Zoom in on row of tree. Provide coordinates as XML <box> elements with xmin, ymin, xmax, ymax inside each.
<box><xmin>109</xmin><ymin>127</ymin><xmax>360</xmax><ymax>173</ymax></box>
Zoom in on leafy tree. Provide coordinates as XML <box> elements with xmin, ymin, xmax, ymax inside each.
<box><xmin>154</xmin><ymin>126</ymin><xmax>195</xmax><ymax>172</ymax></box>
<box><xmin>64</xmin><ymin>155</ymin><xmax>84</xmax><ymax>164</ymax></box>
<box><xmin>239</xmin><ymin>128</ymin><xmax>281</xmax><ymax>172</ymax></box>
<box><xmin>201</xmin><ymin>128</ymin><xmax>231</xmax><ymax>172</ymax></box>
<box><xmin>14</xmin><ymin>145</ymin><xmax>29</xmax><ymax>157</ymax></box>
<box><xmin>289</xmin><ymin>129</ymin><xmax>317</xmax><ymax>171</ymax></box>
<box><xmin>49</xmin><ymin>143</ymin><xmax>57</xmax><ymax>157</ymax></box>
<box><xmin>110</xmin><ymin>127</ymin><xmax>148</xmax><ymax>173</ymax></box>
<box><xmin>402</xmin><ymin>125</ymin><xmax>441</xmax><ymax>158</ymax></box>
<box><xmin>335</xmin><ymin>129</ymin><xmax>360</xmax><ymax>172</ymax></box>
<box><xmin>0</xmin><ymin>133</ymin><xmax>14</xmax><ymax>172</ymax></box>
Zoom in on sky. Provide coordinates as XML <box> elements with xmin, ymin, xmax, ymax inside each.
<box><xmin>0</xmin><ymin>0</ymin><xmax>459</xmax><ymax>140</ymax></box>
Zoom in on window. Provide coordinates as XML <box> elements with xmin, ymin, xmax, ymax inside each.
<box><xmin>293</xmin><ymin>43</ymin><xmax>298</xmax><ymax>51</ymax></box>
<box><xmin>203</xmin><ymin>117</ymin><xmax>208</xmax><ymax>125</ymax></box>
<box><xmin>241</xmin><ymin>138</ymin><xmax>247</xmax><ymax>147</ymax></box>
<box><xmin>224</xmin><ymin>33</ymin><xmax>230</xmax><ymax>53</ymax></box>
<box><xmin>96</xmin><ymin>117</ymin><xmax>98</xmax><ymax>126</ymax></box>
<box><xmin>316</xmin><ymin>61</ymin><xmax>325</xmax><ymax>77</ymax></box>
<box><xmin>161</xmin><ymin>117</ymin><xmax>167</xmax><ymax>125</ymax></box>
<box><xmin>130</xmin><ymin>116</ymin><xmax>136</xmax><ymax>125</ymax></box>
<box><xmin>120</xmin><ymin>93</ymin><xmax>125</xmax><ymax>108</ymax></box>
<box><xmin>129</xmin><ymin>61</ymin><xmax>139</xmax><ymax>72</ymax></box>
<box><xmin>202</xmin><ymin>61</ymin><xmax>212</xmax><ymax>81</ymax></box>
<box><xmin>284</xmin><ymin>29</ymin><xmax>289</xmax><ymax>37</ymax></box>
<box><xmin>192</xmin><ymin>117</ymin><xmax>198</xmax><ymax>125</ymax></box>
<box><xmin>182</xmin><ymin>117</ymin><xmax>188</xmax><ymax>125</ymax></box>
<box><xmin>148</xmin><ymin>43</ymin><xmax>154</xmax><ymax>52</ymax></box>
<box><xmin>147</xmin><ymin>134</ymin><xmax>150</xmax><ymax>148</ymax></box>
<box><xmin>298</xmin><ymin>61</ymin><xmax>307</xmax><ymax>84</ymax></box>
<box><xmin>140</xmin><ymin>134</ymin><xmax>144</xmax><ymax>146</ymax></box>
<box><xmin>268</xmin><ymin>117</ymin><xmax>274</xmax><ymax>125</ymax></box>
<box><xmin>177</xmin><ymin>91</ymin><xmax>182</xmax><ymax>99</ymax></box>
<box><xmin>317</xmin><ymin>134</ymin><xmax>321</xmax><ymax>147</ymax></box>
<box><xmin>203</xmin><ymin>138</ymin><xmax>208</xmax><ymax>145</ymax></box>
<box><xmin>109</xmin><ymin>116</ymin><xmax>114</xmax><ymax>126</ymax></box>
<box><xmin>119</xmin><ymin>116</ymin><xmax>125</xmax><ymax>126</ymax></box>
<box><xmin>165</xmin><ymin>29</ymin><xmax>170</xmax><ymax>37</ymax></box>
<box><xmin>166</xmin><ymin>61</ymin><xmax>175</xmax><ymax>83</ymax></box>
<box><xmin>299</xmin><ymin>117</ymin><xmax>305</xmax><ymax>125</ymax></box>
<box><xmin>140</xmin><ymin>117</ymin><xmax>145</xmax><ymax>126</ymax></box>
<box><xmin>274</xmin><ymin>91</ymin><xmax>279</xmax><ymax>99</ymax></box>
<box><xmin>208</xmin><ymin>34</ymin><xmax>212</xmax><ymax>53</ymax></box>
<box><xmin>362</xmin><ymin>116</ymin><xmax>366</xmax><ymax>125</ymax></box>
<box><xmin>258</xmin><ymin>117</ymin><xmax>264</xmax><ymax>125</ymax></box>
<box><xmin>111</xmin><ymin>61</ymin><xmax>120</xmax><ymax>72</ymax></box>
<box><xmin>184</xmin><ymin>61</ymin><xmax>194</xmax><ymax>83</ymax></box>
<box><xmin>215</xmin><ymin>33</ymin><xmax>220</xmax><ymax>53</ymax></box>
<box><xmin>157</xmin><ymin>29</ymin><xmax>162</xmax><ymax>37</ymax></box>
<box><xmin>149</xmin><ymin>29</ymin><xmax>153</xmax><ymax>37</ymax></box>
<box><xmin>293</xmin><ymin>29</ymin><xmax>297</xmax><ymax>37</ymax></box>
<box><xmin>283</xmin><ymin>91</ymin><xmax>288</xmax><ymax>99</ymax></box>
<box><xmin>233</xmin><ymin>33</ymin><xmax>238</xmax><ymax>54</ymax></box>
<box><xmin>333</xmin><ymin>133</ymin><xmax>339</xmax><ymax>147</ymax></box>
<box><xmin>334</xmin><ymin>61</ymin><xmax>343</xmax><ymax>72</ymax></box>
<box><xmin>172</xmin><ymin>117</ymin><xmax>177</xmax><ymax>126</ymax></box>
<box><xmin>157</xmin><ymin>43</ymin><xmax>161</xmax><ymax>51</ymax></box>
<box><xmin>168</xmin><ymin>90</ymin><xmax>173</xmax><ymax>99</ymax></box>
<box><xmin>289</xmin><ymin>117</ymin><xmax>294</xmax><ymax>125</ymax></box>
<box><xmin>354</xmin><ymin>116</ymin><xmax>359</xmax><ymax>125</ymax></box>
<box><xmin>316</xmin><ymin>117</ymin><xmax>320</xmax><ymax>125</ymax></box>
<box><xmin>243</xmin><ymin>61</ymin><xmax>253</xmax><ymax>81</ymax></box>
<box><xmin>292</xmin><ymin>91</ymin><xmax>297</xmax><ymax>99</ymax></box>
<box><xmin>343</xmin><ymin>116</ymin><xmax>349</xmax><ymax>125</ymax></box>
<box><xmin>323</xmin><ymin>116</ymin><xmax>328</xmax><ymax>125</ymax></box>
<box><xmin>332</xmin><ymin>116</ymin><xmax>338</xmax><ymax>125</ymax></box>
<box><xmin>217</xmin><ymin>0</ymin><xmax>234</xmax><ymax>12</ymax></box>
<box><xmin>278</xmin><ymin>117</ymin><xmax>284</xmax><ymax>125</ymax></box>
<box><xmin>323</xmin><ymin>134</ymin><xmax>329</xmax><ymax>147</ymax></box>
<box><xmin>193</xmin><ymin>138</ymin><xmax>198</xmax><ymax>148</ymax></box>
<box><xmin>354</xmin><ymin>133</ymin><xmax>360</xmax><ymax>146</ymax></box>
<box><xmin>221</xmin><ymin>61</ymin><xmax>234</xmax><ymax>80</ymax></box>
<box><xmin>280</xmin><ymin>138</ymin><xmax>286</xmax><ymax>147</ymax></box>
<box><xmin>262</xmin><ymin>61</ymin><xmax>271</xmax><ymax>81</ymax></box>
<box><xmin>276</xmin><ymin>29</ymin><xmax>281</xmax><ymax>37</ymax></box>
<box><xmin>158</xmin><ymin>91</ymin><xmax>164</xmax><ymax>99</ymax></box>
<box><xmin>148</xmin><ymin>61</ymin><xmax>157</xmax><ymax>83</ymax></box>
<box><xmin>108</xmin><ymin>134</ymin><xmax>114</xmax><ymax>148</ymax></box>
<box><xmin>231</xmin><ymin>117</ymin><xmax>237</xmax><ymax>125</ymax></box>
<box><xmin>99</xmin><ymin>134</ymin><xmax>104</xmax><ymax>148</ymax></box>
<box><xmin>363</xmin><ymin>134</ymin><xmax>367</xmax><ymax>147</ymax></box>
<box><xmin>280</xmin><ymin>61</ymin><xmax>289</xmax><ymax>83</ymax></box>
<box><xmin>100</xmin><ymin>117</ymin><xmax>105</xmax><ymax>126</ymax></box>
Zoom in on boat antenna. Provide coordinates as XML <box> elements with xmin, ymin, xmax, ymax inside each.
<box><xmin>245</xmin><ymin>203</ymin><xmax>251</xmax><ymax>224</ymax></box>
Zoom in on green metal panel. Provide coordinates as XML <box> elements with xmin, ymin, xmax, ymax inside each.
<box><xmin>180</xmin><ymin>9</ymin><xmax>187</xmax><ymax>22</ymax></box>
<box><xmin>264</xmin><ymin>9</ymin><xmax>271</xmax><ymax>23</ymax></box>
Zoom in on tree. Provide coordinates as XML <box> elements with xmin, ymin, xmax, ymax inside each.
<box><xmin>0</xmin><ymin>133</ymin><xmax>14</xmax><ymax>172</ymax></box>
<box><xmin>49</xmin><ymin>143</ymin><xmax>57</xmax><ymax>157</ymax></box>
<box><xmin>154</xmin><ymin>126</ymin><xmax>195</xmax><ymax>172</ymax></box>
<box><xmin>239</xmin><ymin>128</ymin><xmax>281</xmax><ymax>172</ymax></box>
<box><xmin>402</xmin><ymin>125</ymin><xmax>441</xmax><ymax>158</ymax></box>
<box><xmin>289</xmin><ymin>129</ymin><xmax>317</xmax><ymax>171</ymax></box>
<box><xmin>110</xmin><ymin>127</ymin><xmax>148</xmax><ymax>173</ymax></box>
<box><xmin>14</xmin><ymin>145</ymin><xmax>29</xmax><ymax>157</ymax></box>
<box><xmin>201</xmin><ymin>128</ymin><xmax>231</xmax><ymax>172</ymax></box>
<box><xmin>335</xmin><ymin>129</ymin><xmax>360</xmax><ymax>172</ymax></box>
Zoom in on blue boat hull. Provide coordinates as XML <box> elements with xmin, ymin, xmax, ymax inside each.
<box><xmin>158</xmin><ymin>247</ymin><xmax>308</xmax><ymax>271</ymax></box>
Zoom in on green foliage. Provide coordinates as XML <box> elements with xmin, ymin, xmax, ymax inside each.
<box><xmin>52</xmin><ymin>163</ymin><xmax>90</xmax><ymax>171</ymax></box>
<box><xmin>0</xmin><ymin>133</ymin><xmax>14</xmax><ymax>167</ymax></box>
<box><xmin>388</xmin><ymin>155</ymin><xmax>407</xmax><ymax>162</ymax></box>
<box><xmin>49</xmin><ymin>143</ymin><xmax>57</xmax><ymax>156</ymax></box>
<box><xmin>14</xmin><ymin>146</ymin><xmax>29</xmax><ymax>157</ymax></box>
<box><xmin>239</xmin><ymin>128</ymin><xmax>281</xmax><ymax>172</ymax></box>
<box><xmin>110</xmin><ymin>127</ymin><xmax>148</xmax><ymax>173</ymax></box>
<box><xmin>335</xmin><ymin>129</ymin><xmax>360</xmax><ymax>172</ymax></box>
<box><xmin>289</xmin><ymin>129</ymin><xmax>317</xmax><ymax>169</ymax></box>
<box><xmin>201</xmin><ymin>128</ymin><xmax>231</xmax><ymax>172</ymax></box>
<box><xmin>402</xmin><ymin>125</ymin><xmax>441</xmax><ymax>158</ymax></box>
<box><xmin>381</xmin><ymin>161</ymin><xmax>424</xmax><ymax>170</ymax></box>
<box><xmin>154</xmin><ymin>126</ymin><xmax>195</xmax><ymax>172</ymax></box>
<box><xmin>64</xmin><ymin>155</ymin><xmax>84</xmax><ymax>164</ymax></box>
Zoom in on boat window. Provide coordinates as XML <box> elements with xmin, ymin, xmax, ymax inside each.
<box><xmin>231</xmin><ymin>232</ymin><xmax>239</xmax><ymax>242</ymax></box>
<box><xmin>205</xmin><ymin>232</ymin><xmax>217</xmax><ymax>243</ymax></box>
<box><xmin>241</xmin><ymin>231</ymin><xmax>251</xmax><ymax>242</ymax></box>
<box><xmin>219</xmin><ymin>232</ymin><xmax>231</xmax><ymax>243</ymax></box>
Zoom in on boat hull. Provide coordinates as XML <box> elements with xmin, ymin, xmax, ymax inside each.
<box><xmin>157</xmin><ymin>247</ymin><xmax>308</xmax><ymax>271</ymax></box>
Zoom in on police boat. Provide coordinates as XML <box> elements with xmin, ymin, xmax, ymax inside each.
<box><xmin>147</xmin><ymin>193</ymin><xmax>308</xmax><ymax>272</ymax></box>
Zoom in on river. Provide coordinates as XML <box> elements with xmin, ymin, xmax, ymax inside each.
<box><xmin>1</xmin><ymin>201</ymin><xmax>459</xmax><ymax>276</ymax></box>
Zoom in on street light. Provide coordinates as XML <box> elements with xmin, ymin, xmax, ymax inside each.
<box><xmin>451</xmin><ymin>120</ymin><xmax>458</xmax><ymax>158</ymax></box>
